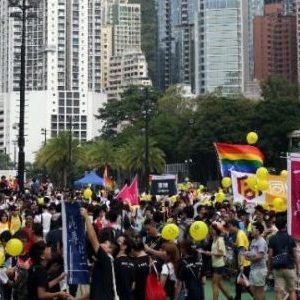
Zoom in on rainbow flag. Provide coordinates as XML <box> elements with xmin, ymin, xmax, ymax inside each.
<box><xmin>214</xmin><ymin>143</ymin><xmax>265</xmax><ymax>177</ymax></box>
<box><xmin>103</xmin><ymin>166</ymin><xmax>114</xmax><ymax>189</ymax></box>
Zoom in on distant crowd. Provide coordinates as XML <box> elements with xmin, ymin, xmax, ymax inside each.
<box><xmin>0</xmin><ymin>175</ymin><xmax>298</xmax><ymax>300</ymax></box>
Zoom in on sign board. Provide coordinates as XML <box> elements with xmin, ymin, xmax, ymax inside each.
<box><xmin>150</xmin><ymin>174</ymin><xmax>177</xmax><ymax>195</ymax></box>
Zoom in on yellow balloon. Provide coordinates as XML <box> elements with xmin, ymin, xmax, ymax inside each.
<box><xmin>37</xmin><ymin>197</ymin><xmax>44</xmax><ymax>206</ymax></box>
<box><xmin>83</xmin><ymin>188</ymin><xmax>93</xmax><ymax>199</ymax></box>
<box><xmin>247</xmin><ymin>132</ymin><xmax>258</xmax><ymax>144</ymax></box>
<box><xmin>256</xmin><ymin>167</ymin><xmax>269</xmax><ymax>180</ymax></box>
<box><xmin>5</xmin><ymin>238</ymin><xmax>23</xmax><ymax>257</ymax></box>
<box><xmin>221</xmin><ymin>177</ymin><xmax>232</xmax><ymax>188</ymax></box>
<box><xmin>273</xmin><ymin>197</ymin><xmax>284</xmax><ymax>212</ymax></box>
<box><xmin>215</xmin><ymin>192</ymin><xmax>225</xmax><ymax>203</ymax></box>
<box><xmin>0</xmin><ymin>251</ymin><xmax>4</xmax><ymax>266</ymax></box>
<box><xmin>199</xmin><ymin>184</ymin><xmax>205</xmax><ymax>191</ymax></box>
<box><xmin>189</xmin><ymin>221</ymin><xmax>208</xmax><ymax>241</ymax></box>
<box><xmin>170</xmin><ymin>195</ymin><xmax>177</xmax><ymax>203</ymax></box>
<box><xmin>278</xmin><ymin>204</ymin><xmax>287</xmax><ymax>212</ymax></box>
<box><xmin>246</xmin><ymin>176</ymin><xmax>257</xmax><ymax>189</ymax></box>
<box><xmin>262</xmin><ymin>202</ymin><xmax>269</xmax><ymax>211</ymax></box>
<box><xmin>257</xmin><ymin>179</ymin><xmax>269</xmax><ymax>191</ymax></box>
<box><xmin>280</xmin><ymin>170</ymin><xmax>288</xmax><ymax>180</ymax></box>
<box><xmin>161</xmin><ymin>224</ymin><xmax>180</xmax><ymax>241</ymax></box>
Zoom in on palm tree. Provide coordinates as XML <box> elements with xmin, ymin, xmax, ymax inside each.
<box><xmin>85</xmin><ymin>139</ymin><xmax>116</xmax><ymax>170</ymax></box>
<box><xmin>35</xmin><ymin>131</ymin><xmax>80</xmax><ymax>187</ymax></box>
<box><xmin>75</xmin><ymin>142</ymin><xmax>95</xmax><ymax>171</ymax></box>
<box><xmin>117</xmin><ymin>136</ymin><xmax>165</xmax><ymax>174</ymax></box>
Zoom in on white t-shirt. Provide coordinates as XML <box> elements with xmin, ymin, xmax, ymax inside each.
<box><xmin>161</xmin><ymin>262</ymin><xmax>177</xmax><ymax>282</ymax></box>
<box><xmin>0</xmin><ymin>269</ymin><xmax>9</xmax><ymax>284</ymax></box>
<box><xmin>34</xmin><ymin>211</ymin><xmax>52</xmax><ymax>236</ymax></box>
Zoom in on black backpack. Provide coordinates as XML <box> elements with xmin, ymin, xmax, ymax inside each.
<box><xmin>164</xmin><ymin>264</ymin><xmax>175</xmax><ymax>298</ymax></box>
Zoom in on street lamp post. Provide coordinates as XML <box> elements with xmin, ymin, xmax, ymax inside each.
<box><xmin>9</xmin><ymin>0</ymin><xmax>39</xmax><ymax>192</ymax></box>
<box><xmin>184</xmin><ymin>159</ymin><xmax>193</xmax><ymax>181</ymax></box>
<box><xmin>41</xmin><ymin>128</ymin><xmax>47</xmax><ymax>145</ymax></box>
<box><xmin>143</xmin><ymin>87</ymin><xmax>151</xmax><ymax>194</ymax></box>
<box><xmin>13</xmin><ymin>141</ymin><xmax>17</xmax><ymax>168</ymax></box>
<box><xmin>67</xmin><ymin>117</ymin><xmax>73</xmax><ymax>189</ymax></box>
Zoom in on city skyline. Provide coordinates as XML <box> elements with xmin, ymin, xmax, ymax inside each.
<box><xmin>0</xmin><ymin>0</ymin><xmax>298</xmax><ymax>163</ymax></box>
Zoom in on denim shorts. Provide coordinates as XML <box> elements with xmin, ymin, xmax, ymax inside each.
<box><xmin>249</xmin><ymin>268</ymin><xmax>268</xmax><ymax>287</ymax></box>
<box><xmin>213</xmin><ymin>266</ymin><xmax>226</xmax><ymax>275</ymax></box>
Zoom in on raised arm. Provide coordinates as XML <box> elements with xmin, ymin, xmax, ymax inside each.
<box><xmin>80</xmin><ymin>207</ymin><xmax>100</xmax><ymax>253</ymax></box>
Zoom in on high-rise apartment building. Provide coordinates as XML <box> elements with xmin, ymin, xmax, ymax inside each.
<box><xmin>155</xmin><ymin>0</ymin><xmax>195</xmax><ymax>91</ymax></box>
<box><xmin>265</xmin><ymin>0</ymin><xmax>296</xmax><ymax>14</ymax></box>
<box><xmin>254</xmin><ymin>3</ymin><xmax>297</xmax><ymax>84</ymax></box>
<box><xmin>0</xmin><ymin>0</ymin><xmax>106</xmax><ymax>162</ymax></box>
<box><xmin>247</xmin><ymin>0</ymin><xmax>265</xmax><ymax>81</ymax></box>
<box><xmin>101</xmin><ymin>0</ymin><xmax>151</xmax><ymax>100</ymax></box>
<box><xmin>194</xmin><ymin>0</ymin><xmax>248</xmax><ymax>96</ymax></box>
<box><xmin>107</xmin><ymin>51</ymin><xmax>152</xmax><ymax>100</ymax></box>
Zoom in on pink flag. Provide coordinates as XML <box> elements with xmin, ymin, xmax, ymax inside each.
<box><xmin>116</xmin><ymin>184</ymin><xmax>131</xmax><ymax>202</ymax></box>
<box><xmin>128</xmin><ymin>175</ymin><xmax>139</xmax><ymax>205</ymax></box>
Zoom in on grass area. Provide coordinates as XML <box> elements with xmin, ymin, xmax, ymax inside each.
<box><xmin>204</xmin><ymin>278</ymin><xmax>275</xmax><ymax>299</ymax></box>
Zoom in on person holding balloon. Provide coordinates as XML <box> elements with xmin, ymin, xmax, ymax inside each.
<box><xmin>144</xmin><ymin>219</ymin><xmax>165</xmax><ymax>261</ymax></box>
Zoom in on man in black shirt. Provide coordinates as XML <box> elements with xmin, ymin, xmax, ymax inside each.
<box><xmin>115</xmin><ymin>236</ymin><xmax>135</xmax><ymax>300</ymax></box>
<box><xmin>27</xmin><ymin>241</ymin><xmax>69</xmax><ymax>300</ymax></box>
<box><xmin>80</xmin><ymin>208</ymin><xmax>116</xmax><ymax>300</ymax></box>
<box><xmin>268</xmin><ymin>216</ymin><xmax>300</xmax><ymax>300</ymax></box>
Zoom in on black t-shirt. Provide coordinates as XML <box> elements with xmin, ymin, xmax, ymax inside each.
<box><xmin>269</xmin><ymin>230</ymin><xmax>296</xmax><ymax>269</ymax></box>
<box><xmin>27</xmin><ymin>265</ymin><xmax>49</xmax><ymax>300</ymax></box>
<box><xmin>177</xmin><ymin>256</ymin><xmax>204</xmax><ymax>300</ymax></box>
<box><xmin>46</xmin><ymin>229</ymin><xmax>62</xmax><ymax>253</ymax></box>
<box><xmin>134</xmin><ymin>255</ymin><xmax>160</xmax><ymax>300</ymax></box>
<box><xmin>145</xmin><ymin>235</ymin><xmax>163</xmax><ymax>251</ymax></box>
<box><xmin>114</xmin><ymin>256</ymin><xmax>135</xmax><ymax>300</ymax></box>
<box><xmin>144</xmin><ymin>236</ymin><xmax>164</xmax><ymax>272</ymax></box>
<box><xmin>90</xmin><ymin>247</ymin><xmax>114</xmax><ymax>300</ymax></box>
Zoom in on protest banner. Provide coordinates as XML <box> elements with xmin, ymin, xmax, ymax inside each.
<box><xmin>62</xmin><ymin>201</ymin><xmax>89</xmax><ymax>285</ymax></box>
<box><xmin>150</xmin><ymin>174</ymin><xmax>177</xmax><ymax>195</ymax></box>
<box><xmin>288</xmin><ymin>153</ymin><xmax>300</xmax><ymax>239</ymax></box>
<box><xmin>231</xmin><ymin>171</ymin><xmax>287</xmax><ymax>205</ymax></box>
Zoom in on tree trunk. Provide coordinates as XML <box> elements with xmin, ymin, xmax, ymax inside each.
<box><xmin>63</xmin><ymin>167</ymin><xmax>67</xmax><ymax>188</ymax></box>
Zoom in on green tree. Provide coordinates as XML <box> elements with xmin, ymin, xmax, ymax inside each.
<box><xmin>117</xmin><ymin>136</ymin><xmax>165</xmax><ymax>174</ymax></box>
<box><xmin>0</xmin><ymin>151</ymin><xmax>14</xmax><ymax>169</ymax></box>
<box><xmin>84</xmin><ymin>139</ymin><xmax>116</xmax><ymax>170</ymax></box>
<box><xmin>189</xmin><ymin>96</ymin><xmax>256</xmax><ymax>154</ymax></box>
<box><xmin>151</xmin><ymin>86</ymin><xmax>196</xmax><ymax>162</ymax></box>
<box><xmin>255</xmin><ymin>76</ymin><xmax>300</xmax><ymax>168</ymax></box>
<box><xmin>35</xmin><ymin>131</ymin><xmax>80</xmax><ymax>187</ymax></box>
<box><xmin>96</xmin><ymin>86</ymin><xmax>159</xmax><ymax>138</ymax></box>
<box><xmin>261</xmin><ymin>76</ymin><xmax>298</xmax><ymax>102</ymax></box>
<box><xmin>253</xmin><ymin>98</ymin><xmax>300</xmax><ymax>168</ymax></box>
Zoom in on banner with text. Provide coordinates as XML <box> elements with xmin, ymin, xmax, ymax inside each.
<box><xmin>231</xmin><ymin>171</ymin><xmax>287</xmax><ymax>205</ymax></box>
<box><xmin>150</xmin><ymin>175</ymin><xmax>177</xmax><ymax>195</ymax></box>
<box><xmin>62</xmin><ymin>201</ymin><xmax>89</xmax><ymax>285</ymax></box>
<box><xmin>288</xmin><ymin>154</ymin><xmax>300</xmax><ymax>239</ymax></box>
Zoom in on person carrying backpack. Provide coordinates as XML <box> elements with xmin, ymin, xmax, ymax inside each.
<box><xmin>268</xmin><ymin>216</ymin><xmax>300</xmax><ymax>300</ymax></box>
<box><xmin>176</xmin><ymin>240</ymin><xmax>206</xmax><ymax>300</ymax></box>
<box><xmin>160</xmin><ymin>243</ymin><xmax>180</xmax><ymax>300</ymax></box>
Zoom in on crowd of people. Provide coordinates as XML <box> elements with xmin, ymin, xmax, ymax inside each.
<box><xmin>0</xmin><ymin>175</ymin><xmax>299</xmax><ymax>300</ymax></box>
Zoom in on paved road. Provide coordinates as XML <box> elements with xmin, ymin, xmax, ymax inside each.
<box><xmin>204</xmin><ymin>279</ymin><xmax>275</xmax><ymax>299</ymax></box>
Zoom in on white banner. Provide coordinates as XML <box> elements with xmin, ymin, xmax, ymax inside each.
<box><xmin>231</xmin><ymin>171</ymin><xmax>264</xmax><ymax>204</ymax></box>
